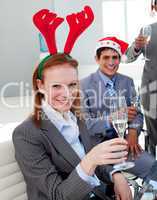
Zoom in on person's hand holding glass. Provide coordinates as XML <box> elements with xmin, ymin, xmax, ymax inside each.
<box><xmin>127</xmin><ymin>88</ymin><xmax>143</xmax><ymax>159</ymax></box>
<box><xmin>141</xmin><ymin>25</ymin><xmax>152</xmax><ymax>61</ymax></box>
<box><xmin>110</xmin><ymin>96</ymin><xmax>135</xmax><ymax>170</ymax></box>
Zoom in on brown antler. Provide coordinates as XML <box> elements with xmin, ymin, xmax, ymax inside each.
<box><xmin>33</xmin><ymin>9</ymin><xmax>64</xmax><ymax>54</ymax></box>
<box><xmin>64</xmin><ymin>6</ymin><xmax>94</xmax><ymax>54</ymax></box>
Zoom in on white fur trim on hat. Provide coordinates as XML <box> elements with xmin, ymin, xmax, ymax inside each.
<box><xmin>95</xmin><ymin>40</ymin><xmax>122</xmax><ymax>56</ymax></box>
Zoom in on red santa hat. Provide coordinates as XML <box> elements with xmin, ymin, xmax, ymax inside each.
<box><xmin>96</xmin><ymin>36</ymin><xmax>128</xmax><ymax>57</ymax></box>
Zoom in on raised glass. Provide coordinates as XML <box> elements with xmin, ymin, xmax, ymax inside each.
<box><xmin>110</xmin><ymin>96</ymin><xmax>135</xmax><ymax>170</ymax></box>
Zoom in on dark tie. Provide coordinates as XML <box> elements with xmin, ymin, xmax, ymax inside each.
<box><xmin>106</xmin><ymin>80</ymin><xmax>117</xmax><ymax>97</ymax></box>
<box><xmin>104</xmin><ymin>81</ymin><xmax>118</xmax><ymax>139</ymax></box>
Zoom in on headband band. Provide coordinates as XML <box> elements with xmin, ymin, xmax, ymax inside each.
<box><xmin>37</xmin><ymin>55</ymin><xmax>52</xmax><ymax>80</ymax></box>
<box><xmin>37</xmin><ymin>53</ymin><xmax>73</xmax><ymax>80</ymax></box>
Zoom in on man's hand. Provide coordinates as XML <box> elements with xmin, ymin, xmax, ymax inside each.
<box><xmin>128</xmin><ymin>106</ymin><xmax>137</xmax><ymax>122</ymax></box>
<box><xmin>134</xmin><ymin>35</ymin><xmax>147</xmax><ymax>51</ymax></box>
<box><xmin>126</xmin><ymin>129</ymin><xmax>143</xmax><ymax>160</ymax></box>
<box><xmin>112</xmin><ymin>173</ymin><xmax>133</xmax><ymax>200</ymax></box>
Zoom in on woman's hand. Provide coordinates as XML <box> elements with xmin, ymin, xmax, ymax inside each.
<box><xmin>80</xmin><ymin>138</ymin><xmax>128</xmax><ymax>176</ymax></box>
<box><xmin>112</xmin><ymin>172</ymin><xmax>133</xmax><ymax>200</ymax></box>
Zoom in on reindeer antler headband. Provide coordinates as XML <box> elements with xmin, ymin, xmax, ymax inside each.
<box><xmin>33</xmin><ymin>6</ymin><xmax>94</xmax><ymax>79</ymax></box>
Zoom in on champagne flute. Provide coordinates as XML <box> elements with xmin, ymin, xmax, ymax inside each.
<box><xmin>129</xmin><ymin>87</ymin><xmax>142</xmax><ymax>131</ymax></box>
<box><xmin>110</xmin><ymin>96</ymin><xmax>135</xmax><ymax>170</ymax></box>
<box><xmin>130</xmin><ymin>86</ymin><xmax>141</xmax><ymax>111</ymax></box>
<box><xmin>141</xmin><ymin>25</ymin><xmax>152</xmax><ymax>61</ymax></box>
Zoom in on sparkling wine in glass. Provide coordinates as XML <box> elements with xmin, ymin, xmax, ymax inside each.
<box><xmin>130</xmin><ymin>86</ymin><xmax>141</xmax><ymax>111</ymax></box>
<box><xmin>111</xmin><ymin>96</ymin><xmax>135</xmax><ymax>170</ymax></box>
<box><xmin>141</xmin><ymin>25</ymin><xmax>152</xmax><ymax>61</ymax></box>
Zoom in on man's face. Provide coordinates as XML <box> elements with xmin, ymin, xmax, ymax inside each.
<box><xmin>96</xmin><ymin>49</ymin><xmax>120</xmax><ymax>78</ymax></box>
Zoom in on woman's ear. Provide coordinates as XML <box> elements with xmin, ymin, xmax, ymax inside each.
<box><xmin>36</xmin><ymin>79</ymin><xmax>45</xmax><ymax>94</ymax></box>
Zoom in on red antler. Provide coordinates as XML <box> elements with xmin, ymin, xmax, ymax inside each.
<box><xmin>33</xmin><ymin>9</ymin><xmax>64</xmax><ymax>54</ymax></box>
<box><xmin>64</xmin><ymin>6</ymin><xmax>94</xmax><ymax>54</ymax></box>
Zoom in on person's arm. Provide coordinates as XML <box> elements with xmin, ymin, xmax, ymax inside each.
<box><xmin>80</xmin><ymin>138</ymin><xmax>128</xmax><ymax>177</ymax></box>
<box><xmin>13</xmin><ymin>124</ymin><xmax>128</xmax><ymax>200</ymax></box>
<box><xmin>78</xmin><ymin>139</ymin><xmax>132</xmax><ymax>200</ymax></box>
<box><xmin>126</xmin><ymin>35</ymin><xmax>146</xmax><ymax>63</ymax></box>
<box><xmin>128</xmin><ymin>109</ymin><xmax>143</xmax><ymax>135</ymax></box>
<box><xmin>112</xmin><ymin>173</ymin><xmax>133</xmax><ymax>200</ymax></box>
<box><xmin>76</xmin><ymin>164</ymin><xmax>100</xmax><ymax>187</ymax></box>
<box><xmin>13</xmin><ymin>127</ymin><xmax>93</xmax><ymax>200</ymax></box>
<box><xmin>126</xmin><ymin>128</ymin><xmax>143</xmax><ymax>159</ymax></box>
<box><xmin>126</xmin><ymin>42</ymin><xmax>142</xmax><ymax>63</ymax></box>
<box><xmin>126</xmin><ymin>79</ymin><xmax>144</xmax><ymax>158</ymax></box>
<box><xmin>127</xmin><ymin>79</ymin><xmax>143</xmax><ymax>135</ymax></box>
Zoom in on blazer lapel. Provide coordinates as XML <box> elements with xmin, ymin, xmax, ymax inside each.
<box><xmin>92</xmin><ymin>70</ymin><xmax>107</xmax><ymax>94</ymax></box>
<box><xmin>40</xmin><ymin>115</ymin><xmax>81</xmax><ymax>168</ymax></box>
<box><xmin>91</xmin><ymin>70</ymin><xmax>109</xmax><ymax>109</ymax></box>
<box><xmin>114</xmin><ymin>73</ymin><xmax>127</xmax><ymax>97</ymax></box>
<box><xmin>77</xmin><ymin>119</ymin><xmax>93</xmax><ymax>153</ymax></box>
<box><xmin>40</xmin><ymin>115</ymin><xmax>111</xmax><ymax>200</ymax></box>
<box><xmin>114</xmin><ymin>73</ymin><xmax>121</xmax><ymax>91</ymax></box>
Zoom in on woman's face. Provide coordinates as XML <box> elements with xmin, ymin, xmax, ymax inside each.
<box><xmin>37</xmin><ymin>64</ymin><xmax>79</xmax><ymax>113</ymax></box>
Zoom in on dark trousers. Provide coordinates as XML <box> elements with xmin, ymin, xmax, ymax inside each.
<box><xmin>145</xmin><ymin>115</ymin><xmax>157</xmax><ymax>157</ymax></box>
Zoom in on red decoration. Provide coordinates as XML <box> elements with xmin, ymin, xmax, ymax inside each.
<box><xmin>98</xmin><ymin>37</ymin><xmax>128</xmax><ymax>55</ymax></box>
<box><xmin>33</xmin><ymin>6</ymin><xmax>94</xmax><ymax>55</ymax></box>
<box><xmin>33</xmin><ymin>9</ymin><xmax>64</xmax><ymax>54</ymax></box>
<box><xmin>64</xmin><ymin>6</ymin><xmax>94</xmax><ymax>54</ymax></box>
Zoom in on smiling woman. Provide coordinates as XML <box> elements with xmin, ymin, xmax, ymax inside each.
<box><xmin>32</xmin><ymin>53</ymin><xmax>80</xmax><ymax>126</ymax></box>
<box><xmin>11</xmin><ymin>6</ymin><xmax>133</xmax><ymax>200</ymax></box>
<box><xmin>12</xmin><ymin>52</ymin><xmax>132</xmax><ymax>200</ymax></box>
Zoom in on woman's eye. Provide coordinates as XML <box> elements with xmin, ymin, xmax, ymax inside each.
<box><xmin>52</xmin><ymin>84</ymin><xmax>62</xmax><ymax>89</ymax></box>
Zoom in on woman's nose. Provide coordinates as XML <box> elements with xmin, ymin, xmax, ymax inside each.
<box><xmin>61</xmin><ymin>86</ymin><xmax>74</xmax><ymax>98</ymax></box>
<box><xmin>60</xmin><ymin>86</ymin><xmax>69</xmax><ymax>96</ymax></box>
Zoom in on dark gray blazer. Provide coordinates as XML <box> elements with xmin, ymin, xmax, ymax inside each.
<box><xmin>80</xmin><ymin>70</ymin><xmax>143</xmax><ymax>138</ymax></box>
<box><xmin>126</xmin><ymin>22</ymin><xmax>157</xmax><ymax>112</ymax></box>
<box><xmin>126</xmin><ymin>23</ymin><xmax>157</xmax><ymax>142</ymax></box>
<box><xmin>12</xmin><ymin>114</ymin><xmax>113</xmax><ymax>200</ymax></box>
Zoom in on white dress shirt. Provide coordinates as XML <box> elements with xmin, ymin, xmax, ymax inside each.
<box><xmin>42</xmin><ymin>100</ymin><xmax>100</xmax><ymax>188</ymax></box>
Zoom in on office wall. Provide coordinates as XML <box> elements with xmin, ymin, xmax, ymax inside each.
<box><xmin>0</xmin><ymin>0</ymin><xmax>53</xmax><ymax>97</ymax></box>
<box><xmin>0</xmin><ymin>0</ymin><xmax>103</xmax><ymax>97</ymax></box>
<box><xmin>54</xmin><ymin>0</ymin><xmax>103</xmax><ymax>65</ymax></box>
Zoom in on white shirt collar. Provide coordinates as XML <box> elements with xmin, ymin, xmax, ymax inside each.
<box><xmin>41</xmin><ymin>100</ymin><xmax>77</xmax><ymax>132</ymax></box>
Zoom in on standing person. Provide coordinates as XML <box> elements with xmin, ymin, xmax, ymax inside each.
<box><xmin>126</xmin><ymin>0</ymin><xmax>157</xmax><ymax>155</ymax></box>
<box><xmin>80</xmin><ymin>36</ymin><xmax>155</xmax><ymax>178</ymax></box>
<box><xmin>12</xmin><ymin>7</ymin><xmax>133</xmax><ymax>200</ymax></box>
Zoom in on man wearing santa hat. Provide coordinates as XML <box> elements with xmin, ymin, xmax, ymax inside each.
<box><xmin>80</xmin><ymin>36</ymin><xmax>155</xmax><ymax>178</ymax></box>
